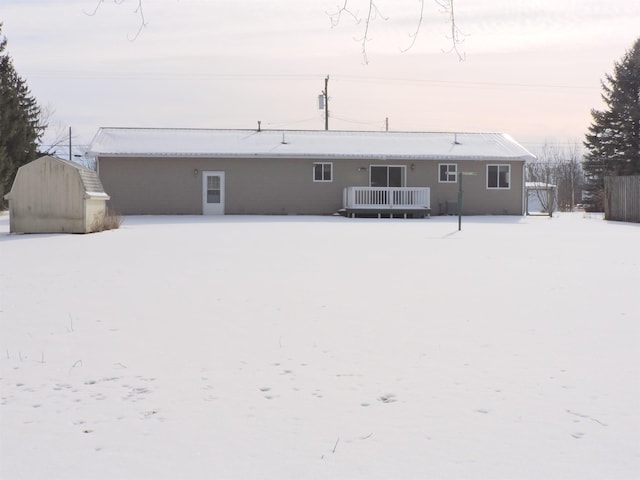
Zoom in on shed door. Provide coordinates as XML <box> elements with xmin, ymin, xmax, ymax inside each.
<box><xmin>202</xmin><ymin>171</ymin><xmax>225</xmax><ymax>215</ymax></box>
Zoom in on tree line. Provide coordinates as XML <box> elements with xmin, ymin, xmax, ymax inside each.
<box><xmin>0</xmin><ymin>23</ymin><xmax>43</xmax><ymax>208</ymax></box>
<box><xmin>583</xmin><ymin>37</ymin><xmax>640</xmax><ymax>211</ymax></box>
<box><xmin>526</xmin><ymin>143</ymin><xmax>584</xmax><ymax>214</ymax></box>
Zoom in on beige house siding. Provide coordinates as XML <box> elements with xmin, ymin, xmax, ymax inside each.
<box><xmin>98</xmin><ymin>155</ymin><xmax>525</xmax><ymax>216</ymax></box>
<box><xmin>5</xmin><ymin>156</ymin><xmax>109</xmax><ymax>233</ymax></box>
<box><xmin>427</xmin><ymin>161</ymin><xmax>526</xmax><ymax>215</ymax></box>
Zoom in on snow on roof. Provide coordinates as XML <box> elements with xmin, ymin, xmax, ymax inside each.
<box><xmin>88</xmin><ymin>128</ymin><xmax>535</xmax><ymax>162</ymax></box>
<box><xmin>52</xmin><ymin>156</ymin><xmax>109</xmax><ymax>197</ymax></box>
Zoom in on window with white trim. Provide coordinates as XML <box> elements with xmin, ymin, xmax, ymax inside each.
<box><xmin>313</xmin><ymin>162</ymin><xmax>333</xmax><ymax>182</ymax></box>
<box><xmin>487</xmin><ymin>164</ymin><xmax>511</xmax><ymax>189</ymax></box>
<box><xmin>439</xmin><ymin>163</ymin><xmax>457</xmax><ymax>183</ymax></box>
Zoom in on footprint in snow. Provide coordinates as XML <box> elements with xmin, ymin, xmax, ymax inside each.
<box><xmin>378</xmin><ymin>394</ymin><xmax>397</xmax><ymax>404</ymax></box>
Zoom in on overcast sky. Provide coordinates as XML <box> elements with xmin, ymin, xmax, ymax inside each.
<box><xmin>3</xmin><ymin>0</ymin><xmax>640</xmax><ymax>154</ymax></box>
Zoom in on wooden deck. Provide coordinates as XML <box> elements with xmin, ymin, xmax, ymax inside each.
<box><xmin>341</xmin><ymin>186</ymin><xmax>431</xmax><ymax>218</ymax></box>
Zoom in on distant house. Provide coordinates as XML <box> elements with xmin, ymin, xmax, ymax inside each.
<box><xmin>4</xmin><ymin>155</ymin><xmax>110</xmax><ymax>233</ymax></box>
<box><xmin>88</xmin><ymin>128</ymin><xmax>535</xmax><ymax>217</ymax></box>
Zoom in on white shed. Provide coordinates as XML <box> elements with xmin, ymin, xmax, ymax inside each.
<box><xmin>3</xmin><ymin>155</ymin><xmax>110</xmax><ymax>234</ymax></box>
<box><xmin>526</xmin><ymin>182</ymin><xmax>556</xmax><ymax>216</ymax></box>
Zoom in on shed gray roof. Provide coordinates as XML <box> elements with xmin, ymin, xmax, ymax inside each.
<box><xmin>50</xmin><ymin>156</ymin><xmax>109</xmax><ymax>198</ymax></box>
<box><xmin>88</xmin><ymin>128</ymin><xmax>536</xmax><ymax>162</ymax></box>
<box><xmin>4</xmin><ymin>156</ymin><xmax>109</xmax><ymax>200</ymax></box>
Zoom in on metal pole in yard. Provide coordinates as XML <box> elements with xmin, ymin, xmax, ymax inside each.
<box><xmin>458</xmin><ymin>173</ymin><xmax>463</xmax><ymax>231</ymax></box>
<box><xmin>458</xmin><ymin>172</ymin><xmax>476</xmax><ymax>231</ymax></box>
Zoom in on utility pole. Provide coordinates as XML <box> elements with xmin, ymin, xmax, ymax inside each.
<box><xmin>69</xmin><ymin>126</ymin><xmax>72</xmax><ymax>162</ymax></box>
<box><xmin>322</xmin><ymin>75</ymin><xmax>329</xmax><ymax>130</ymax></box>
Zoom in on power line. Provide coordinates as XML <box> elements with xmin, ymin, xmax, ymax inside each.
<box><xmin>23</xmin><ymin>69</ymin><xmax>597</xmax><ymax>91</ymax></box>
<box><xmin>263</xmin><ymin>116</ymin><xmax>321</xmax><ymax>128</ymax></box>
<box><xmin>330</xmin><ymin>112</ymin><xmax>386</xmax><ymax>128</ymax></box>
<box><xmin>333</xmin><ymin>74</ymin><xmax>596</xmax><ymax>91</ymax></box>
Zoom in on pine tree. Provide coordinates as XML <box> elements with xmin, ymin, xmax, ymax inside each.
<box><xmin>0</xmin><ymin>23</ymin><xmax>43</xmax><ymax>207</ymax></box>
<box><xmin>583</xmin><ymin>38</ymin><xmax>640</xmax><ymax>211</ymax></box>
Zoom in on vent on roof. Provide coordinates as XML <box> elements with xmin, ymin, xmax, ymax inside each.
<box><xmin>281</xmin><ymin>132</ymin><xmax>288</xmax><ymax>144</ymax></box>
<box><xmin>453</xmin><ymin>133</ymin><xmax>461</xmax><ymax>145</ymax></box>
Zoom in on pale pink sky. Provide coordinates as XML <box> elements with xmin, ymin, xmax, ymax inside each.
<box><xmin>3</xmin><ymin>0</ymin><xmax>640</xmax><ymax>154</ymax></box>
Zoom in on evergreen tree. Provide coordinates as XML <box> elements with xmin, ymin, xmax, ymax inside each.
<box><xmin>583</xmin><ymin>37</ymin><xmax>640</xmax><ymax>211</ymax></box>
<box><xmin>0</xmin><ymin>23</ymin><xmax>43</xmax><ymax>207</ymax></box>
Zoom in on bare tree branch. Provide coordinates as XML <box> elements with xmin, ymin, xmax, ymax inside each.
<box><xmin>327</xmin><ymin>1</ymin><xmax>361</xmax><ymax>27</ymax></box>
<box><xmin>436</xmin><ymin>0</ymin><xmax>466</xmax><ymax>61</ymax></box>
<box><xmin>328</xmin><ymin>1</ymin><xmax>389</xmax><ymax>64</ymax></box>
<box><xmin>84</xmin><ymin>0</ymin><xmax>147</xmax><ymax>41</ymax></box>
<box><xmin>91</xmin><ymin>0</ymin><xmax>464</xmax><ymax>62</ymax></box>
<box><xmin>527</xmin><ymin>142</ymin><xmax>585</xmax><ymax>214</ymax></box>
<box><xmin>83</xmin><ymin>0</ymin><xmax>103</xmax><ymax>17</ymax></box>
<box><xmin>358</xmin><ymin>1</ymin><xmax>375</xmax><ymax>64</ymax></box>
<box><xmin>400</xmin><ymin>0</ymin><xmax>425</xmax><ymax>54</ymax></box>
<box><xmin>330</xmin><ymin>0</ymin><xmax>465</xmax><ymax>63</ymax></box>
<box><xmin>38</xmin><ymin>104</ymin><xmax>67</xmax><ymax>156</ymax></box>
<box><xmin>127</xmin><ymin>0</ymin><xmax>147</xmax><ymax>42</ymax></box>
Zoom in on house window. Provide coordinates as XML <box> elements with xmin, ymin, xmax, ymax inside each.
<box><xmin>207</xmin><ymin>175</ymin><xmax>221</xmax><ymax>203</ymax></box>
<box><xmin>313</xmin><ymin>162</ymin><xmax>332</xmax><ymax>182</ymax></box>
<box><xmin>370</xmin><ymin>165</ymin><xmax>405</xmax><ymax>187</ymax></box>
<box><xmin>439</xmin><ymin>164</ymin><xmax>457</xmax><ymax>183</ymax></box>
<box><xmin>487</xmin><ymin>164</ymin><xmax>511</xmax><ymax>189</ymax></box>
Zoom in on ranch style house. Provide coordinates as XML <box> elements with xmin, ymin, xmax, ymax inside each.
<box><xmin>88</xmin><ymin>128</ymin><xmax>535</xmax><ymax>217</ymax></box>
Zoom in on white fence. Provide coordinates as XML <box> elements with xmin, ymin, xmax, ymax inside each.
<box><xmin>343</xmin><ymin>187</ymin><xmax>431</xmax><ymax>210</ymax></box>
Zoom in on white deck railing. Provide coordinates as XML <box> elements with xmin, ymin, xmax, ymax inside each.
<box><xmin>343</xmin><ymin>187</ymin><xmax>431</xmax><ymax>210</ymax></box>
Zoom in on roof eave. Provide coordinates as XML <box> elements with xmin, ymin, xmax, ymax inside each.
<box><xmin>84</xmin><ymin>192</ymin><xmax>111</xmax><ymax>200</ymax></box>
<box><xmin>90</xmin><ymin>152</ymin><xmax>533</xmax><ymax>161</ymax></box>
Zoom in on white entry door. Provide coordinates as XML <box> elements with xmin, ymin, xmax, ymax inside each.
<box><xmin>202</xmin><ymin>171</ymin><xmax>225</xmax><ymax>215</ymax></box>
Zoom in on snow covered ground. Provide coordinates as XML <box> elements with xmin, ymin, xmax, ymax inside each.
<box><xmin>1</xmin><ymin>212</ymin><xmax>638</xmax><ymax>479</ymax></box>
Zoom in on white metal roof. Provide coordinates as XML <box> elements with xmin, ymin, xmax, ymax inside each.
<box><xmin>88</xmin><ymin>128</ymin><xmax>535</xmax><ymax>162</ymax></box>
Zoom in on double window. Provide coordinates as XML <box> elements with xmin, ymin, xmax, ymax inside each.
<box><xmin>370</xmin><ymin>165</ymin><xmax>405</xmax><ymax>187</ymax></box>
<box><xmin>439</xmin><ymin>164</ymin><xmax>457</xmax><ymax>183</ymax></box>
<box><xmin>487</xmin><ymin>165</ymin><xmax>510</xmax><ymax>189</ymax></box>
<box><xmin>313</xmin><ymin>162</ymin><xmax>333</xmax><ymax>182</ymax></box>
